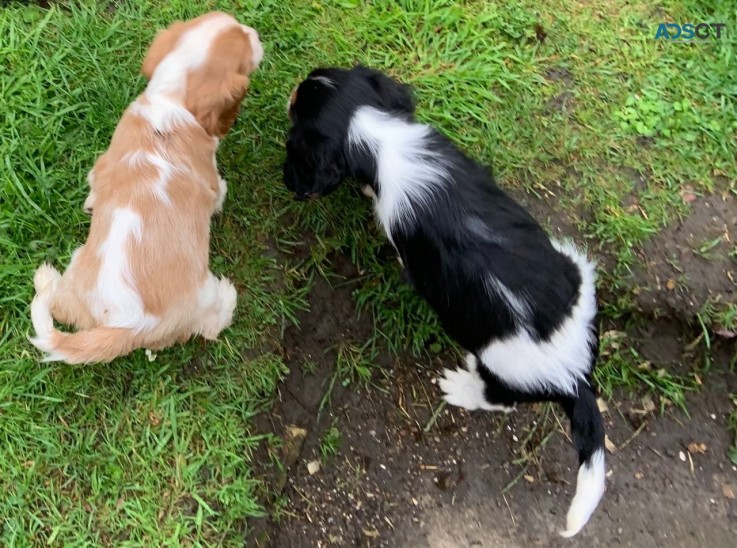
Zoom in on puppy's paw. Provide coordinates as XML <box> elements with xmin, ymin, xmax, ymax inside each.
<box><xmin>83</xmin><ymin>190</ymin><xmax>96</xmax><ymax>215</ymax></box>
<box><xmin>33</xmin><ymin>264</ymin><xmax>61</xmax><ymax>294</ymax></box>
<box><xmin>217</xmin><ymin>277</ymin><xmax>237</xmax><ymax>327</ymax></box>
<box><xmin>439</xmin><ymin>367</ymin><xmax>514</xmax><ymax>413</ymax></box>
<box><xmin>213</xmin><ymin>177</ymin><xmax>227</xmax><ymax>214</ymax></box>
<box><xmin>361</xmin><ymin>184</ymin><xmax>376</xmax><ymax>199</ymax></box>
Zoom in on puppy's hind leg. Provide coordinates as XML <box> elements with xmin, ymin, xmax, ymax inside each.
<box><xmin>439</xmin><ymin>353</ymin><xmax>515</xmax><ymax>413</ymax></box>
<box><xmin>196</xmin><ymin>273</ymin><xmax>237</xmax><ymax>340</ymax></box>
<box><xmin>33</xmin><ymin>264</ymin><xmax>95</xmax><ymax>329</ymax></box>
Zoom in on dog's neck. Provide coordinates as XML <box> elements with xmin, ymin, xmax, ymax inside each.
<box><xmin>129</xmin><ymin>92</ymin><xmax>215</xmax><ymax>143</ymax></box>
<box><xmin>347</xmin><ymin>106</ymin><xmax>447</xmax><ymax>229</ymax></box>
<box><xmin>347</xmin><ymin>107</ymin><xmax>424</xmax><ymax>193</ymax></box>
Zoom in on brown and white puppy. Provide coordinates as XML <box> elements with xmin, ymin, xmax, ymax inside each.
<box><xmin>29</xmin><ymin>12</ymin><xmax>263</xmax><ymax>364</ymax></box>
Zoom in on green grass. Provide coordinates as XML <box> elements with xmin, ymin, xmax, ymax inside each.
<box><xmin>1</xmin><ymin>0</ymin><xmax>735</xmax><ymax>544</ymax></box>
<box><xmin>729</xmin><ymin>395</ymin><xmax>737</xmax><ymax>466</ymax></box>
<box><xmin>319</xmin><ymin>425</ymin><xmax>341</xmax><ymax>462</ymax></box>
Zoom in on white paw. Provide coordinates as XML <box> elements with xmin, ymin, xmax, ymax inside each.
<box><xmin>361</xmin><ymin>185</ymin><xmax>376</xmax><ymax>199</ymax></box>
<box><xmin>213</xmin><ymin>177</ymin><xmax>227</xmax><ymax>214</ymax></box>
<box><xmin>439</xmin><ymin>367</ymin><xmax>514</xmax><ymax>413</ymax></box>
<box><xmin>217</xmin><ymin>277</ymin><xmax>237</xmax><ymax>328</ymax></box>
<box><xmin>83</xmin><ymin>190</ymin><xmax>96</xmax><ymax>214</ymax></box>
<box><xmin>464</xmin><ymin>352</ymin><xmax>478</xmax><ymax>372</ymax></box>
<box><xmin>33</xmin><ymin>264</ymin><xmax>60</xmax><ymax>293</ymax></box>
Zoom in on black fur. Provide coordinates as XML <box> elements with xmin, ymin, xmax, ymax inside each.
<box><xmin>283</xmin><ymin>65</ymin><xmax>606</xmax><ymax>534</ymax></box>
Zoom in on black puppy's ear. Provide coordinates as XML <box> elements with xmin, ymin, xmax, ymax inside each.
<box><xmin>354</xmin><ymin>65</ymin><xmax>415</xmax><ymax>114</ymax></box>
<box><xmin>284</xmin><ymin>128</ymin><xmax>345</xmax><ymax>199</ymax></box>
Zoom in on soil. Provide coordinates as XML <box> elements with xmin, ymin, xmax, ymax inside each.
<box><xmin>249</xmin><ymin>251</ymin><xmax>737</xmax><ymax>548</ymax></box>
<box><xmin>632</xmin><ymin>190</ymin><xmax>737</xmax><ymax>321</ymax></box>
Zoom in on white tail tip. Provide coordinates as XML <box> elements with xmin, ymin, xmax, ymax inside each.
<box><xmin>559</xmin><ymin>448</ymin><xmax>606</xmax><ymax>537</ymax></box>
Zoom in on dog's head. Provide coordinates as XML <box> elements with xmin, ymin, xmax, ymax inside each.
<box><xmin>284</xmin><ymin>66</ymin><xmax>415</xmax><ymax>200</ymax></box>
<box><xmin>141</xmin><ymin>12</ymin><xmax>263</xmax><ymax>137</ymax></box>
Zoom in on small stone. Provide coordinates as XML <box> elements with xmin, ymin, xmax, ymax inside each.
<box><xmin>306</xmin><ymin>460</ymin><xmax>321</xmax><ymax>475</ymax></box>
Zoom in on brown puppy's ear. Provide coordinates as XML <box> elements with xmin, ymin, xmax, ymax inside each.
<box><xmin>187</xmin><ymin>72</ymin><xmax>249</xmax><ymax>137</ymax></box>
<box><xmin>141</xmin><ymin>22</ymin><xmax>186</xmax><ymax>80</ymax></box>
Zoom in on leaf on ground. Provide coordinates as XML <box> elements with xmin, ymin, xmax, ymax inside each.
<box><xmin>641</xmin><ymin>396</ymin><xmax>656</xmax><ymax>413</ymax></box>
<box><xmin>523</xmin><ymin>474</ymin><xmax>535</xmax><ymax>483</ymax></box>
<box><xmin>605</xmin><ymin>435</ymin><xmax>617</xmax><ymax>454</ymax></box>
<box><xmin>681</xmin><ymin>185</ymin><xmax>696</xmax><ymax>204</ymax></box>
<box><xmin>687</xmin><ymin>442</ymin><xmax>707</xmax><ymax>454</ymax></box>
<box><xmin>286</xmin><ymin>425</ymin><xmax>307</xmax><ymax>440</ymax></box>
<box><xmin>722</xmin><ymin>484</ymin><xmax>735</xmax><ymax>500</ymax></box>
<box><xmin>596</xmin><ymin>398</ymin><xmax>609</xmax><ymax>413</ymax></box>
<box><xmin>715</xmin><ymin>328</ymin><xmax>736</xmax><ymax>339</ymax></box>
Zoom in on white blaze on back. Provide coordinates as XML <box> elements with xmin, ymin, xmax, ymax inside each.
<box><xmin>91</xmin><ymin>207</ymin><xmax>159</xmax><ymax>332</ymax></box>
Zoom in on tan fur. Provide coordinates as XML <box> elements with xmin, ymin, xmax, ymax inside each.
<box><xmin>29</xmin><ymin>13</ymin><xmax>262</xmax><ymax>364</ymax></box>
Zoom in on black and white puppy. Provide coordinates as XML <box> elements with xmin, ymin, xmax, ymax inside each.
<box><xmin>284</xmin><ymin>66</ymin><xmax>605</xmax><ymax>537</ymax></box>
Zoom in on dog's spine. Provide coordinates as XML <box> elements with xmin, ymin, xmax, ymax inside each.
<box><xmin>560</xmin><ymin>377</ymin><xmax>606</xmax><ymax>537</ymax></box>
<box><xmin>30</xmin><ymin>288</ymin><xmax>137</xmax><ymax>364</ymax></box>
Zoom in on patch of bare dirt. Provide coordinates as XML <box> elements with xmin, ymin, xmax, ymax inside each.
<box><xmin>248</xmin><ymin>254</ymin><xmax>737</xmax><ymax>548</ymax></box>
<box><xmin>633</xmin><ymin>191</ymin><xmax>736</xmax><ymax>321</ymax></box>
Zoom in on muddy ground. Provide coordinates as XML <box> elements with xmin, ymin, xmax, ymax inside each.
<box><xmin>248</xmin><ymin>241</ymin><xmax>737</xmax><ymax>547</ymax></box>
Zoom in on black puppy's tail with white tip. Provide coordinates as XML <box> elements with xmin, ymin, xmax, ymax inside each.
<box><xmin>559</xmin><ymin>377</ymin><xmax>606</xmax><ymax>537</ymax></box>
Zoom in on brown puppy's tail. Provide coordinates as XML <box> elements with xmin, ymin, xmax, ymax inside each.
<box><xmin>29</xmin><ymin>280</ymin><xmax>137</xmax><ymax>364</ymax></box>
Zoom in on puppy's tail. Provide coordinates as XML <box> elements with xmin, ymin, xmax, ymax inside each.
<box><xmin>559</xmin><ymin>378</ymin><xmax>606</xmax><ymax>537</ymax></box>
<box><xmin>30</xmin><ymin>287</ymin><xmax>136</xmax><ymax>364</ymax></box>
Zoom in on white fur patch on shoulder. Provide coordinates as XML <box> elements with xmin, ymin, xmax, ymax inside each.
<box><xmin>347</xmin><ymin>106</ymin><xmax>449</xmax><ymax>233</ymax></box>
<box><xmin>560</xmin><ymin>448</ymin><xmax>606</xmax><ymax>537</ymax></box>
<box><xmin>479</xmin><ymin>242</ymin><xmax>597</xmax><ymax>395</ymax></box>
<box><xmin>128</xmin><ymin>98</ymin><xmax>197</xmax><ymax>134</ymax></box>
<box><xmin>91</xmin><ymin>207</ymin><xmax>159</xmax><ymax>332</ymax></box>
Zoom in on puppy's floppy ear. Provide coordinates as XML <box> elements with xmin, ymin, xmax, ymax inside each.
<box><xmin>284</xmin><ymin>128</ymin><xmax>345</xmax><ymax>199</ymax></box>
<box><xmin>187</xmin><ymin>72</ymin><xmax>250</xmax><ymax>137</ymax></box>
<box><xmin>354</xmin><ymin>65</ymin><xmax>415</xmax><ymax>114</ymax></box>
<box><xmin>141</xmin><ymin>22</ymin><xmax>187</xmax><ymax>79</ymax></box>
<box><xmin>185</xmin><ymin>26</ymin><xmax>255</xmax><ymax>137</ymax></box>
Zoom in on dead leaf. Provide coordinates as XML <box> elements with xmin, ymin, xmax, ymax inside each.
<box><xmin>715</xmin><ymin>328</ymin><xmax>737</xmax><ymax>339</ymax></box>
<box><xmin>666</xmin><ymin>278</ymin><xmax>676</xmax><ymax>290</ymax></box>
<box><xmin>722</xmin><ymin>484</ymin><xmax>735</xmax><ymax>500</ymax></box>
<box><xmin>634</xmin><ymin>472</ymin><xmax>644</xmax><ymax>479</ymax></box>
<box><xmin>680</xmin><ymin>185</ymin><xmax>697</xmax><ymax>203</ymax></box>
<box><xmin>115</xmin><ymin>496</ymin><xmax>125</xmax><ymax>510</ymax></box>
<box><xmin>306</xmin><ymin>460</ymin><xmax>321</xmax><ymax>475</ymax></box>
<box><xmin>687</xmin><ymin>442</ymin><xmax>707</xmax><ymax>454</ymax></box>
<box><xmin>148</xmin><ymin>411</ymin><xmax>161</xmax><ymax>427</ymax></box>
<box><xmin>596</xmin><ymin>398</ymin><xmax>609</xmax><ymax>413</ymax></box>
<box><xmin>641</xmin><ymin>396</ymin><xmax>656</xmax><ymax>413</ymax></box>
<box><xmin>524</xmin><ymin>474</ymin><xmax>535</xmax><ymax>483</ymax></box>
<box><xmin>286</xmin><ymin>425</ymin><xmax>307</xmax><ymax>440</ymax></box>
<box><xmin>605</xmin><ymin>435</ymin><xmax>617</xmax><ymax>454</ymax></box>
<box><xmin>363</xmin><ymin>528</ymin><xmax>380</xmax><ymax>538</ymax></box>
